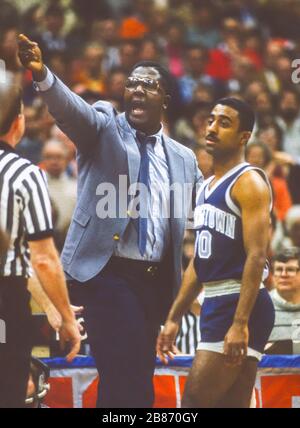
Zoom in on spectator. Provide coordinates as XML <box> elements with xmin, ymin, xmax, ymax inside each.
<box><xmin>15</xmin><ymin>105</ymin><xmax>43</xmax><ymax>164</ymax></box>
<box><xmin>0</xmin><ymin>26</ymin><xmax>22</xmax><ymax>73</ymax></box>
<box><xmin>178</xmin><ymin>45</ymin><xmax>212</xmax><ymax>105</ymax></box>
<box><xmin>253</xmin><ymin>91</ymin><xmax>275</xmax><ymax>129</ymax></box>
<box><xmin>245</xmin><ymin>141</ymin><xmax>292</xmax><ymax>222</ymax></box>
<box><xmin>139</xmin><ymin>37</ymin><xmax>162</xmax><ymax>63</ymax></box>
<box><xmin>175</xmin><ymin>101</ymin><xmax>211</xmax><ymax>148</ymax></box>
<box><xmin>164</xmin><ymin>18</ymin><xmax>186</xmax><ymax>78</ymax></box>
<box><xmin>205</xmin><ymin>17</ymin><xmax>243</xmax><ymax>83</ymax></box>
<box><xmin>186</xmin><ymin>0</ymin><xmax>221</xmax><ymax>49</ymax></box>
<box><xmin>261</xmin><ymin>39</ymin><xmax>284</xmax><ymax>95</ymax></box>
<box><xmin>257</xmin><ymin>123</ymin><xmax>283</xmax><ymax>152</ymax></box>
<box><xmin>71</xmin><ymin>42</ymin><xmax>106</xmax><ymax>95</ymax></box>
<box><xmin>36</xmin><ymin>102</ymin><xmax>55</xmax><ymax>142</ymax></box>
<box><xmin>50</xmin><ymin>125</ymin><xmax>77</xmax><ymax>179</ymax></box>
<box><xmin>275</xmin><ymin>55</ymin><xmax>296</xmax><ymax>91</ymax></box>
<box><xmin>283</xmin><ymin>206</ymin><xmax>300</xmax><ymax>249</ymax></box>
<box><xmin>118</xmin><ymin>40</ymin><xmax>139</xmax><ymax>74</ymax></box>
<box><xmin>34</xmin><ymin>4</ymin><xmax>67</xmax><ymax>63</ymax></box>
<box><xmin>244</xmin><ymin>80</ymin><xmax>268</xmax><ymax>104</ymax></box>
<box><xmin>276</xmin><ymin>88</ymin><xmax>300</xmax><ymax>161</ymax></box>
<box><xmin>148</xmin><ymin>6</ymin><xmax>169</xmax><ymax>51</ymax></box>
<box><xmin>267</xmin><ymin>248</ymin><xmax>300</xmax><ymax>354</ymax></box>
<box><xmin>243</xmin><ymin>28</ymin><xmax>264</xmax><ymax>71</ymax></box>
<box><xmin>192</xmin><ymin>82</ymin><xmax>215</xmax><ymax>104</ymax></box>
<box><xmin>105</xmin><ymin>67</ymin><xmax>127</xmax><ymax>111</ymax></box>
<box><xmin>88</xmin><ymin>19</ymin><xmax>120</xmax><ymax>73</ymax></box>
<box><xmin>41</xmin><ymin>140</ymin><xmax>77</xmax><ymax>251</ymax></box>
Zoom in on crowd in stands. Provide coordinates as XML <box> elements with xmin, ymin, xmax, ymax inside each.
<box><xmin>1</xmin><ymin>0</ymin><xmax>300</xmax><ymax>355</ymax></box>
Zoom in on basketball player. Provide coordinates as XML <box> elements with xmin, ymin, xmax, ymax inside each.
<box><xmin>157</xmin><ymin>98</ymin><xmax>275</xmax><ymax>408</ymax></box>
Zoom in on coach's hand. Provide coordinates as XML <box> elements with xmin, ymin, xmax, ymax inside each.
<box><xmin>17</xmin><ymin>34</ymin><xmax>47</xmax><ymax>81</ymax></box>
<box><xmin>224</xmin><ymin>322</ymin><xmax>249</xmax><ymax>366</ymax></box>
<box><xmin>156</xmin><ymin>320</ymin><xmax>180</xmax><ymax>365</ymax></box>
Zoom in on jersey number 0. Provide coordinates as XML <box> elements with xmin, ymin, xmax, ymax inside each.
<box><xmin>195</xmin><ymin>230</ymin><xmax>212</xmax><ymax>259</ymax></box>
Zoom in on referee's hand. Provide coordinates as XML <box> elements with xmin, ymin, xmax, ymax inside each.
<box><xmin>17</xmin><ymin>34</ymin><xmax>47</xmax><ymax>81</ymax></box>
<box><xmin>59</xmin><ymin>319</ymin><xmax>82</xmax><ymax>363</ymax></box>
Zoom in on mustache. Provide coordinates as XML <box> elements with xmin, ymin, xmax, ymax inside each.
<box><xmin>205</xmin><ymin>134</ymin><xmax>219</xmax><ymax>142</ymax></box>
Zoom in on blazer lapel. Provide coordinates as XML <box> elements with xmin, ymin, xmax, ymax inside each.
<box><xmin>163</xmin><ymin>136</ymin><xmax>186</xmax><ymax>232</ymax></box>
<box><xmin>117</xmin><ymin>113</ymin><xmax>140</xmax><ymax>187</ymax></box>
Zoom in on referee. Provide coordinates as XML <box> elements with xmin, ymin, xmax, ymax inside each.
<box><xmin>0</xmin><ymin>77</ymin><xmax>80</xmax><ymax>408</ymax></box>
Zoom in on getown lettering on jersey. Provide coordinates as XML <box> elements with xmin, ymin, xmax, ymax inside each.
<box><xmin>194</xmin><ymin>203</ymin><xmax>236</xmax><ymax>239</ymax></box>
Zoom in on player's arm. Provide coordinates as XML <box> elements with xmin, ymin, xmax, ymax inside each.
<box><xmin>224</xmin><ymin>170</ymin><xmax>270</xmax><ymax>365</ymax></box>
<box><xmin>17</xmin><ymin>34</ymin><xmax>110</xmax><ymax>152</ymax></box>
<box><xmin>157</xmin><ymin>258</ymin><xmax>202</xmax><ymax>364</ymax></box>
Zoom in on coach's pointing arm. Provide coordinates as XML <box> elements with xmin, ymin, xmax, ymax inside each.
<box><xmin>18</xmin><ymin>34</ymin><xmax>111</xmax><ymax>152</ymax></box>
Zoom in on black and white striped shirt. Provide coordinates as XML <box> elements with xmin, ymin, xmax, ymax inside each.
<box><xmin>176</xmin><ymin>311</ymin><xmax>200</xmax><ymax>355</ymax></box>
<box><xmin>0</xmin><ymin>141</ymin><xmax>53</xmax><ymax>277</ymax></box>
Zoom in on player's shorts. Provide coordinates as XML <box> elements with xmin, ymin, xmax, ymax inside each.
<box><xmin>197</xmin><ymin>279</ymin><xmax>275</xmax><ymax>360</ymax></box>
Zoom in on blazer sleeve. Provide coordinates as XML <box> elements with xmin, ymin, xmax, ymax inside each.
<box><xmin>193</xmin><ymin>152</ymin><xmax>204</xmax><ymax>204</ymax></box>
<box><xmin>186</xmin><ymin>152</ymin><xmax>204</xmax><ymax>230</ymax></box>
<box><xmin>38</xmin><ymin>73</ymin><xmax>115</xmax><ymax>152</ymax></box>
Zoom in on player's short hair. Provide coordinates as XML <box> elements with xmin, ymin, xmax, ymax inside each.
<box><xmin>130</xmin><ymin>61</ymin><xmax>173</xmax><ymax>96</ymax></box>
<box><xmin>212</xmin><ymin>97</ymin><xmax>255</xmax><ymax>132</ymax></box>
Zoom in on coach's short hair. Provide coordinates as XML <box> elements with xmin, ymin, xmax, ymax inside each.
<box><xmin>212</xmin><ymin>97</ymin><xmax>255</xmax><ymax>132</ymax></box>
<box><xmin>130</xmin><ymin>61</ymin><xmax>174</xmax><ymax>96</ymax></box>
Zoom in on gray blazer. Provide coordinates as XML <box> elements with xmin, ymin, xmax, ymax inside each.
<box><xmin>39</xmin><ymin>75</ymin><xmax>202</xmax><ymax>297</ymax></box>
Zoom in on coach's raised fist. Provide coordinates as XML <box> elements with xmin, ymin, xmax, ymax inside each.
<box><xmin>18</xmin><ymin>34</ymin><xmax>46</xmax><ymax>81</ymax></box>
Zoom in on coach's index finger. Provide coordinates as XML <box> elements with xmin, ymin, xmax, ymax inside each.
<box><xmin>18</xmin><ymin>34</ymin><xmax>38</xmax><ymax>48</ymax></box>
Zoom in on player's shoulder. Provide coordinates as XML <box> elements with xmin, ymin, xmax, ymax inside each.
<box><xmin>235</xmin><ymin>167</ymin><xmax>269</xmax><ymax>189</ymax></box>
<box><xmin>232</xmin><ymin>166</ymin><xmax>271</xmax><ymax>204</ymax></box>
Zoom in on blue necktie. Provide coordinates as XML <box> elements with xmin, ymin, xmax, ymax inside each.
<box><xmin>136</xmin><ymin>132</ymin><xmax>156</xmax><ymax>256</ymax></box>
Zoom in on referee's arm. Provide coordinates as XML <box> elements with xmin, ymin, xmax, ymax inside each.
<box><xmin>0</xmin><ymin>228</ymin><xmax>9</xmax><ymax>258</ymax></box>
<box><xmin>22</xmin><ymin>167</ymin><xmax>81</xmax><ymax>362</ymax></box>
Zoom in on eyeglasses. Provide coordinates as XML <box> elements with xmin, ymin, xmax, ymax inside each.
<box><xmin>125</xmin><ymin>76</ymin><xmax>161</xmax><ymax>94</ymax></box>
<box><xmin>274</xmin><ymin>266</ymin><xmax>300</xmax><ymax>276</ymax></box>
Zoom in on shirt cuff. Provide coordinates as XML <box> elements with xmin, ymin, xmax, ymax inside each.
<box><xmin>33</xmin><ymin>67</ymin><xmax>54</xmax><ymax>92</ymax></box>
<box><xmin>26</xmin><ymin>229</ymin><xmax>54</xmax><ymax>241</ymax></box>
